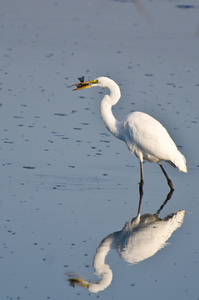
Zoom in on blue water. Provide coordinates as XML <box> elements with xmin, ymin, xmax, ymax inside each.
<box><xmin>0</xmin><ymin>0</ymin><xmax>199</xmax><ymax>299</ymax></box>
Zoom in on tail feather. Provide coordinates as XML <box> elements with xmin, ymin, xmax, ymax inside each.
<box><xmin>172</xmin><ymin>150</ymin><xmax>187</xmax><ymax>173</ymax></box>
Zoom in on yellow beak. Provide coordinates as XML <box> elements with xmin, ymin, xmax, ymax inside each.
<box><xmin>68</xmin><ymin>278</ymin><xmax>89</xmax><ymax>289</ymax></box>
<box><xmin>72</xmin><ymin>79</ymin><xmax>98</xmax><ymax>91</ymax></box>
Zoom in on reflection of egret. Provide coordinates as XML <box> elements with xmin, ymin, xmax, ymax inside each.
<box><xmin>73</xmin><ymin>77</ymin><xmax>187</xmax><ymax>190</ymax></box>
<box><xmin>68</xmin><ymin>190</ymin><xmax>185</xmax><ymax>293</ymax></box>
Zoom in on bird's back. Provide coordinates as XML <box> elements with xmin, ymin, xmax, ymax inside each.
<box><xmin>122</xmin><ymin>111</ymin><xmax>187</xmax><ymax>172</ymax></box>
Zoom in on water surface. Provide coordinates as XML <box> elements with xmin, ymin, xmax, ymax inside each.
<box><xmin>0</xmin><ymin>0</ymin><xmax>199</xmax><ymax>299</ymax></box>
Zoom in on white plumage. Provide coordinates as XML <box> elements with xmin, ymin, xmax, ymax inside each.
<box><xmin>73</xmin><ymin>76</ymin><xmax>187</xmax><ymax>190</ymax></box>
<box><xmin>123</xmin><ymin>111</ymin><xmax>187</xmax><ymax>172</ymax></box>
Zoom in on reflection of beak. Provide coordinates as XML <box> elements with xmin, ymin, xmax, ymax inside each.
<box><xmin>68</xmin><ymin>278</ymin><xmax>89</xmax><ymax>289</ymax></box>
<box><xmin>72</xmin><ymin>79</ymin><xmax>98</xmax><ymax>91</ymax></box>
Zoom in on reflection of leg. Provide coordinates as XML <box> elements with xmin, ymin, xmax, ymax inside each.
<box><xmin>155</xmin><ymin>189</ymin><xmax>174</xmax><ymax>216</ymax></box>
<box><xmin>158</xmin><ymin>162</ymin><xmax>174</xmax><ymax>191</ymax></box>
<box><xmin>137</xmin><ymin>182</ymin><xmax>143</xmax><ymax>216</ymax></box>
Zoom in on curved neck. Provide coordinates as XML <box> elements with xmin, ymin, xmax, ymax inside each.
<box><xmin>100</xmin><ymin>83</ymin><xmax>123</xmax><ymax>140</ymax></box>
<box><xmin>88</xmin><ymin>236</ymin><xmax>113</xmax><ymax>293</ymax></box>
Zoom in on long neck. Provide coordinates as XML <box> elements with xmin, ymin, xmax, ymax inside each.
<box><xmin>100</xmin><ymin>82</ymin><xmax>123</xmax><ymax>140</ymax></box>
<box><xmin>88</xmin><ymin>235</ymin><xmax>113</xmax><ymax>293</ymax></box>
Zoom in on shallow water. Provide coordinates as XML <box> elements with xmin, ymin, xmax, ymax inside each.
<box><xmin>1</xmin><ymin>0</ymin><xmax>199</xmax><ymax>299</ymax></box>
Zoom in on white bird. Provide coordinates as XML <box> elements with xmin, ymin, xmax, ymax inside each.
<box><xmin>73</xmin><ymin>76</ymin><xmax>187</xmax><ymax>190</ymax></box>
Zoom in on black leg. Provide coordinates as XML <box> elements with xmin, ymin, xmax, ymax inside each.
<box><xmin>137</xmin><ymin>161</ymin><xmax>144</xmax><ymax>215</ymax></box>
<box><xmin>139</xmin><ymin>161</ymin><xmax>144</xmax><ymax>192</ymax></box>
<box><xmin>158</xmin><ymin>162</ymin><xmax>174</xmax><ymax>191</ymax></box>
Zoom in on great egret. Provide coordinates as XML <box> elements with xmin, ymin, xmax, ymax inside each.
<box><xmin>73</xmin><ymin>76</ymin><xmax>187</xmax><ymax>190</ymax></box>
